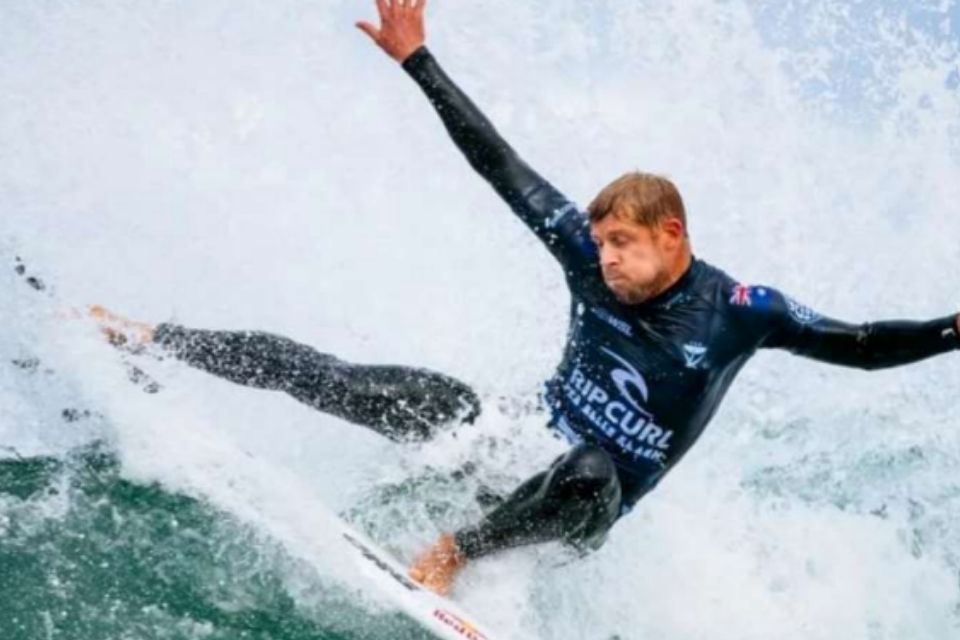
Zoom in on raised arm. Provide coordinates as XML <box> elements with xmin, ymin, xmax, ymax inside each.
<box><xmin>356</xmin><ymin>0</ymin><xmax>595</xmax><ymax>271</ymax></box>
<box><xmin>753</xmin><ymin>289</ymin><xmax>960</xmax><ymax>370</ymax></box>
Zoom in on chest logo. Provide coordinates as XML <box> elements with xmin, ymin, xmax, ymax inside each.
<box><xmin>590</xmin><ymin>306</ymin><xmax>633</xmax><ymax>337</ymax></box>
<box><xmin>682</xmin><ymin>342</ymin><xmax>708</xmax><ymax>369</ymax></box>
<box><xmin>560</xmin><ymin>348</ymin><xmax>673</xmax><ymax>466</ymax></box>
<box><xmin>600</xmin><ymin>347</ymin><xmax>649</xmax><ymax>408</ymax></box>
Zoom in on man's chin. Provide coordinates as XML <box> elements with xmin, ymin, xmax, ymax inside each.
<box><xmin>608</xmin><ymin>284</ymin><xmax>649</xmax><ymax>305</ymax></box>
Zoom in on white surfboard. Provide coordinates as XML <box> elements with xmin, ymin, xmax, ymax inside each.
<box><xmin>331</xmin><ymin>515</ymin><xmax>510</xmax><ymax>640</ymax></box>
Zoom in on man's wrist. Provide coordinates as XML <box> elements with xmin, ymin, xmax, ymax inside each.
<box><xmin>945</xmin><ymin>314</ymin><xmax>960</xmax><ymax>348</ymax></box>
<box><xmin>400</xmin><ymin>45</ymin><xmax>430</xmax><ymax>70</ymax></box>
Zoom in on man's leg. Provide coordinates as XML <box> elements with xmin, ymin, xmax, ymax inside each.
<box><xmin>152</xmin><ymin>324</ymin><xmax>481</xmax><ymax>442</ymax></box>
<box><xmin>90</xmin><ymin>307</ymin><xmax>481</xmax><ymax>442</ymax></box>
<box><xmin>410</xmin><ymin>444</ymin><xmax>622</xmax><ymax>593</ymax></box>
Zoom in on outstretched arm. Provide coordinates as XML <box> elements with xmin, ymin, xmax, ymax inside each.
<box><xmin>357</xmin><ymin>0</ymin><xmax>595</xmax><ymax>271</ymax></box>
<box><xmin>754</xmin><ymin>290</ymin><xmax>960</xmax><ymax>370</ymax></box>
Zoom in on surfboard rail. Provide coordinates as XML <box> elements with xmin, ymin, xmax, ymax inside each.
<box><xmin>339</xmin><ymin>524</ymin><xmax>509</xmax><ymax>640</ymax></box>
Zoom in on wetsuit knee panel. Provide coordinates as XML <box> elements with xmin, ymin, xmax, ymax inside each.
<box><xmin>555</xmin><ymin>445</ymin><xmax>618</xmax><ymax>485</ymax></box>
<box><xmin>547</xmin><ymin>445</ymin><xmax>621</xmax><ymax>508</ymax></box>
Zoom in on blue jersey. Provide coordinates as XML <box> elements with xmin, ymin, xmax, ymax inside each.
<box><xmin>403</xmin><ymin>47</ymin><xmax>959</xmax><ymax>506</ymax></box>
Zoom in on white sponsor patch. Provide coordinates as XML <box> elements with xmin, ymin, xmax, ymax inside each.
<box><xmin>786</xmin><ymin>297</ymin><xmax>822</xmax><ymax>325</ymax></box>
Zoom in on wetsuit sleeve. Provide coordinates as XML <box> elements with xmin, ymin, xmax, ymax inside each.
<box><xmin>402</xmin><ymin>46</ymin><xmax>596</xmax><ymax>272</ymax></box>
<box><xmin>750</xmin><ymin>288</ymin><xmax>960</xmax><ymax>370</ymax></box>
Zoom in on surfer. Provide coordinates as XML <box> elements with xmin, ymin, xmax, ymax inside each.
<box><xmin>90</xmin><ymin>0</ymin><xmax>959</xmax><ymax>598</ymax></box>
<box><xmin>352</xmin><ymin>0</ymin><xmax>960</xmax><ymax>593</ymax></box>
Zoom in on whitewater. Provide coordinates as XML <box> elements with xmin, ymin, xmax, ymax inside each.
<box><xmin>2</xmin><ymin>1</ymin><xmax>959</xmax><ymax>639</ymax></box>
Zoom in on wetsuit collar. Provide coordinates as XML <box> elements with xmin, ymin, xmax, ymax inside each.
<box><xmin>639</xmin><ymin>257</ymin><xmax>701</xmax><ymax>310</ymax></box>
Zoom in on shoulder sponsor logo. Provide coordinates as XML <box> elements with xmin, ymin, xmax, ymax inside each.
<box><xmin>785</xmin><ymin>297</ymin><xmax>822</xmax><ymax>325</ymax></box>
<box><xmin>433</xmin><ymin>609</ymin><xmax>488</xmax><ymax>640</ymax></box>
<box><xmin>545</xmin><ymin>202</ymin><xmax>579</xmax><ymax>229</ymax></box>
<box><xmin>682</xmin><ymin>342</ymin><xmax>708</xmax><ymax>369</ymax></box>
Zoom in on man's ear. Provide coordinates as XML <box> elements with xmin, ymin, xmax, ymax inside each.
<box><xmin>659</xmin><ymin>217</ymin><xmax>686</xmax><ymax>247</ymax></box>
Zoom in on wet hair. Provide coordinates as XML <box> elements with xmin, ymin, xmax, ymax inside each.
<box><xmin>587</xmin><ymin>171</ymin><xmax>687</xmax><ymax>234</ymax></box>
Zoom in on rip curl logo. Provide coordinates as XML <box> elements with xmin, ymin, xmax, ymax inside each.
<box><xmin>786</xmin><ymin>298</ymin><xmax>822</xmax><ymax>325</ymax></box>
<box><xmin>559</xmin><ymin>348</ymin><xmax>673</xmax><ymax>466</ymax></box>
<box><xmin>545</xmin><ymin>201</ymin><xmax>578</xmax><ymax>229</ymax></box>
<box><xmin>600</xmin><ymin>346</ymin><xmax>649</xmax><ymax>408</ymax></box>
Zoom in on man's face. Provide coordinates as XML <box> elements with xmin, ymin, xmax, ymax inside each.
<box><xmin>589</xmin><ymin>214</ymin><xmax>678</xmax><ymax>305</ymax></box>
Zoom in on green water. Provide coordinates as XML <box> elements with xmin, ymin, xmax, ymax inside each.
<box><xmin>0</xmin><ymin>445</ymin><xmax>431</xmax><ymax>640</ymax></box>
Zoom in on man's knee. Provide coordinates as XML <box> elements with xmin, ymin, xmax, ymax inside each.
<box><xmin>317</xmin><ymin>364</ymin><xmax>482</xmax><ymax>441</ymax></box>
<box><xmin>547</xmin><ymin>445</ymin><xmax>621</xmax><ymax>551</ymax></box>
<box><xmin>553</xmin><ymin>444</ymin><xmax>619</xmax><ymax>496</ymax></box>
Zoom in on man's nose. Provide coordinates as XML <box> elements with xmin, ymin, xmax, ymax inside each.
<box><xmin>600</xmin><ymin>246</ymin><xmax>619</xmax><ymax>267</ymax></box>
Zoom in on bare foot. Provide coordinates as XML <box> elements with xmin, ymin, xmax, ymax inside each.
<box><xmin>408</xmin><ymin>533</ymin><xmax>467</xmax><ymax>596</ymax></box>
<box><xmin>88</xmin><ymin>305</ymin><xmax>156</xmax><ymax>349</ymax></box>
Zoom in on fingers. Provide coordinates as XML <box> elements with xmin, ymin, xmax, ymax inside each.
<box><xmin>370</xmin><ymin>0</ymin><xmax>424</xmax><ymax>22</ymax></box>
<box><xmin>389</xmin><ymin>0</ymin><xmax>420</xmax><ymax>14</ymax></box>
<box><xmin>355</xmin><ymin>20</ymin><xmax>381</xmax><ymax>43</ymax></box>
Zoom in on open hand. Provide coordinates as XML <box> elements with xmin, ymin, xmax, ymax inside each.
<box><xmin>356</xmin><ymin>0</ymin><xmax>427</xmax><ymax>63</ymax></box>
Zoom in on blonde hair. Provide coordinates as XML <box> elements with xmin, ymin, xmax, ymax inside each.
<box><xmin>587</xmin><ymin>172</ymin><xmax>687</xmax><ymax>233</ymax></box>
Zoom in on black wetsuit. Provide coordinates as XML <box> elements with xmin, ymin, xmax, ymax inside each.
<box><xmin>150</xmin><ymin>46</ymin><xmax>959</xmax><ymax>563</ymax></box>
<box><xmin>398</xmin><ymin>46</ymin><xmax>960</xmax><ymax>557</ymax></box>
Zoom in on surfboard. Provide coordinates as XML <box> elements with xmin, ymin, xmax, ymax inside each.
<box><xmin>8</xmin><ymin>259</ymin><xmax>510</xmax><ymax>638</ymax></box>
<box><xmin>331</xmin><ymin>515</ymin><xmax>509</xmax><ymax>640</ymax></box>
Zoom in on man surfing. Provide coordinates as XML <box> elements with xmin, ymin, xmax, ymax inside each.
<box><xmin>353</xmin><ymin>0</ymin><xmax>960</xmax><ymax>594</ymax></box>
<box><xmin>93</xmin><ymin>0</ymin><xmax>960</xmax><ymax>598</ymax></box>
